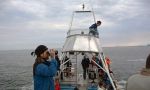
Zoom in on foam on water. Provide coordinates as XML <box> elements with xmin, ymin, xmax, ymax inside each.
<box><xmin>117</xmin><ymin>80</ymin><xmax>127</xmax><ymax>90</ymax></box>
<box><xmin>21</xmin><ymin>85</ymin><xmax>33</xmax><ymax>90</ymax></box>
<box><xmin>127</xmin><ymin>59</ymin><xmax>145</xmax><ymax>62</ymax></box>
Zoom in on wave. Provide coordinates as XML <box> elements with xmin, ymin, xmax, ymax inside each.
<box><xmin>117</xmin><ymin>80</ymin><xmax>127</xmax><ymax>90</ymax></box>
<box><xmin>21</xmin><ymin>85</ymin><xmax>33</xmax><ymax>90</ymax></box>
<box><xmin>127</xmin><ymin>59</ymin><xmax>145</xmax><ymax>62</ymax></box>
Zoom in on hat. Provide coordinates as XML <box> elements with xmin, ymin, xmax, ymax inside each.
<box><xmin>34</xmin><ymin>45</ymin><xmax>48</xmax><ymax>56</ymax></box>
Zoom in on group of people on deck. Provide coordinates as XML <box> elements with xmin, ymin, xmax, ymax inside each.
<box><xmin>81</xmin><ymin>53</ymin><xmax>114</xmax><ymax>90</ymax></box>
<box><xmin>31</xmin><ymin>45</ymin><xmax>150</xmax><ymax>90</ymax></box>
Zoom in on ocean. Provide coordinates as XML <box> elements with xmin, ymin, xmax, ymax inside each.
<box><xmin>0</xmin><ymin>46</ymin><xmax>150</xmax><ymax>90</ymax></box>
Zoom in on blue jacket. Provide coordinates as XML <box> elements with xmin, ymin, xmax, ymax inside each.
<box><xmin>89</xmin><ymin>23</ymin><xmax>97</xmax><ymax>30</ymax></box>
<box><xmin>34</xmin><ymin>59</ymin><xmax>58</xmax><ymax>90</ymax></box>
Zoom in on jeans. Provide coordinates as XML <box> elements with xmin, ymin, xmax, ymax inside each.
<box><xmin>89</xmin><ymin>29</ymin><xmax>99</xmax><ymax>37</ymax></box>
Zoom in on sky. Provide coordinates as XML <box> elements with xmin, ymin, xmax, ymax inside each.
<box><xmin>0</xmin><ymin>0</ymin><xmax>150</xmax><ymax>50</ymax></box>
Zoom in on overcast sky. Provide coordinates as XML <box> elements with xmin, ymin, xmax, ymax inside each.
<box><xmin>0</xmin><ymin>0</ymin><xmax>150</xmax><ymax>50</ymax></box>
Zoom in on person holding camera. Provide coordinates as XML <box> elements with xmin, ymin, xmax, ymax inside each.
<box><xmin>31</xmin><ymin>45</ymin><xmax>58</xmax><ymax>90</ymax></box>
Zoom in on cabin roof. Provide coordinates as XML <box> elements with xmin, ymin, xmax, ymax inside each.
<box><xmin>62</xmin><ymin>34</ymin><xmax>101</xmax><ymax>53</ymax></box>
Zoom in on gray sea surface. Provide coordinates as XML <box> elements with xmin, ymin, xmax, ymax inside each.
<box><xmin>0</xmin><ymin>46</ymin><xmax>150</xmax><ymax>90</ymax></box>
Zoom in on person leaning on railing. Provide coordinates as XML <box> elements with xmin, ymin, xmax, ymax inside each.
<box><xmin>89</xmin><ymin>20</ymin><xmax>101</xmax><ymax>37</ymax></box>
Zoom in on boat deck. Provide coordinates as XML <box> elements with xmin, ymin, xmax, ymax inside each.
<box><xmin>60</xmin><ymin>70</ymin><xmax>99</xmax><ymax>90</ymax></box>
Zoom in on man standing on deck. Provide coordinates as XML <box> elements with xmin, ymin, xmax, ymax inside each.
<box><xmin>81</xmin><ymin>55</ymin><xmax>90</xmax><ymax>80</ymax></box>
<box><xmin>89</xmin><ymin>20</ymin><xmax>102</xmax><ymax>37</ymax></box>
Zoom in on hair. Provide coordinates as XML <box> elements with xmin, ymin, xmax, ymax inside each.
<box><xmin>146</xmin><ymin>54</ymin><xmax>150</xmax><ymax>69</ymax></box>
<box><xmin>33</xmin><ymin>57</ymin><xmax>43</xmax><ymax>76</ymax></box>
<box><xmin>97</xmin><ymin>21</ymin><xmax>101</xmax><ymax>24</ymax></box>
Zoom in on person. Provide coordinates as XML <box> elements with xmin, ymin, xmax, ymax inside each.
<box><xmin>97</xmin><ymin>81</ymin><xmax>105</xmax><ymax>90</ymax></box>
<box><xmin>31</xmin><ymin>45</ymin><xmax>58</xmax><ymax>90</ymax></box>
<box><xmin>55</xmin><ymin>50</ymin><xmax>60</xmax><ymax>70</ymax></box>
<box><xmin>104</xmin><ymin>56</ymin><xmax>116</xmax><ymax>90</ymax></box>
<box><xmin>91</xmin><ymin>54</ymin><xmax>99</xmax><ymax>68</ymax></box>
<box><xmin>89</xmin><ymin>20</ymin><xmax>101</xmax><ymax>37</ymax></box>
<box><xmin>126</xmin><ymin>54</ymin><xmax>150</xmax><ymax>90</ymax></box>
<box><xmin>64</xmin><ymin>56</ymin><xmax>72</xmax><ymax>77</ymax></box>
<box><xmin>55</xmin><ymin>78</ymin><xmax>60</xmax><ymax>90</ymax></box>
<box><xmin>74</xmin><ymin>87</ymin><xmax>79</xmax><ymax>90</ymax></box>
<box><xmin>81</xmin><ymin>55</ymin><xmax>90</xmax><ymax>80</ymax></box>
<box><xmin>105</xmin><ymin>56</ymin><xmax>113</xmax><ymax>73</ymax></box>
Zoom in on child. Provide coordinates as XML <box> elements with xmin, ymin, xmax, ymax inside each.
<box><xmin>55</xmin><ymin>78</ymin><xmax>60</xmax><ymax>90</ymax></box>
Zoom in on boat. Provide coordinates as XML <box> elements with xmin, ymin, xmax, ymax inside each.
<box><xmin>57</xmin><ymin>4</ymin><xmax>117</xmax><ymax>90</ymax></box>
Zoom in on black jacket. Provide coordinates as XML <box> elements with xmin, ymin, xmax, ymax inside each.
<box><xmin>81</xmin><ymin>57</ymin><xmax>90</xmax><ymax>69</ymax></box>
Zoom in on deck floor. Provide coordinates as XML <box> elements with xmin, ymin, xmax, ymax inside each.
<box><xmin>60</xmin><ymin>73</ymin><xmax>98</xmax><ymax>90</ymax></box>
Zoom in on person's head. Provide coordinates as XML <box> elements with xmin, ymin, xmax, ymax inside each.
<box><xmin>96</xmin><ymin>21</ymin><xmax>101</xmax><ymax>26</ymax></box>
<box><xmin>32</xmin><ymin>45</ymin><xmax>50</xmax><ymax>76</ymax></box>
<box><xmin>98</xmin><ymin>81</ymin><xmax>103</xmax><ymax>87</ymax></box>
<box><xmin>146</xmin><ymin>54</ymin><xmax>150</xmax><ymax>69</ymax></box>
<box><xmin>55</xmin><ymin>78</ymin><xmax>59</xmax><ymax>83</ymax></box>
<box><xmin>34</xmin><ymin>45</ymin><xmax>50</xmax><ymax>60</ymax></box>
<box><xmin>55</xmin><ymin>50</ymin><xmax>58</xmax><ymax>55</ymax></box>
<box><xmin>65</xmin><ymin>56</ymin><xmax>69</xmax><ymax>60</ymax></box>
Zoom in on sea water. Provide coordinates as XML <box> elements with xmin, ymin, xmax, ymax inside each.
<box><xmin>0</xmin><ymin>46</ymin><xmax>150</xmax><ymax>90</ymax></box>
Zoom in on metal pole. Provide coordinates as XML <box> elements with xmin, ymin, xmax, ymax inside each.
<box><xmin>99</xmin><ymin>53</ymin><xmax>116</xmax><ymax>90</ymax></box>
<box><xmin>91</xmin><ymin>59</ymin><xmax>106</xmax><ymax>72</ymax></box>
<box><xmin>76</xmin><ymin>52</ymin><xmax>78</xmax><ymax>87</ymax></box>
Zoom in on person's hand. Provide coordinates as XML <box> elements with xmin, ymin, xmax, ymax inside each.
<box><xmin>49</xmin><ymin>49</ymin><xmax>55</xmax><ymax>58</ymax></box>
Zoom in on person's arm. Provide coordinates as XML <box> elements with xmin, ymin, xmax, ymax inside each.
<box><xmin>36</xmin><ymin>59</ymin><xmax>58</xmax><ymax>77</ymax></box>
